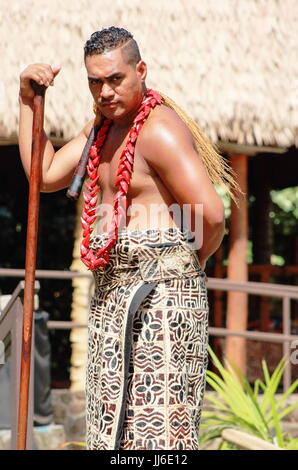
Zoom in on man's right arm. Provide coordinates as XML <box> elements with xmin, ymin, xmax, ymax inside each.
<box><xmin>18</xmin><ymin>63</ymin><xmax>94</xmax><ymax>193</ymax></box>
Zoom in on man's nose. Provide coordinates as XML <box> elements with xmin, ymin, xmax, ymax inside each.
<box><xmin>100</xmin><ymin>82</ymin><xmax>114</xmax><ymax>100</ymax></box>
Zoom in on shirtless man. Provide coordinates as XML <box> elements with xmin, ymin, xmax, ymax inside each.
<box><xmin>19</xmin><ymin>32</ymin><xmax>224</xmax><ymax>271</ymax></box>
<box><xmin>19</xmin><ymin>27</ymin><xmax>224</xmax><ymax>449</ymax></box>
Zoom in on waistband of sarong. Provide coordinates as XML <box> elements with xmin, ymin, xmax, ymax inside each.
<box><xmin>90</xmin><ymin>226</ymin><xmax>196</xmax><ymax>248</ymax></box>
<box><xmin>89</xmin><ymin>227</ymin><xmax>206</xmax><ymax>288</ymax></box>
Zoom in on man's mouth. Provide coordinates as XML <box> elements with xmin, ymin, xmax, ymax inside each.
<box><xmin>101</xmin><ymin>102</ymin><xmax>117</xmax><ymax>107</ymax></box>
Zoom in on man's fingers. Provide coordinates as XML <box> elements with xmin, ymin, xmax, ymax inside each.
<box><xmin>48</xmin><ymin>66</ymin><xmax>61</xmax><ymax>86</ymax></box>
<box><xmin>20</xmin><ymin>63</ymin><xmax>61</xmax><ymax>99</ymax></box>
<box><xmin>33</xmin><ymin>65</ymin><xmax>61</xmax><ymax>86</ymax></box>
<box><xmin>52</xmin><ymin>65</ymin><xmax>62</xmax><ymax>76</ymax></box>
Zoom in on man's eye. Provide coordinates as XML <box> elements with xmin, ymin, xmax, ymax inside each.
<box><xmin>89</xmin><ymin>79</ymin><xmax>99</xmax><ymax>85</ymax></box>
<box><xmin>112</xmin><ymin>76</ymin><xmax>121</xmax><ymax>82</ymax></box>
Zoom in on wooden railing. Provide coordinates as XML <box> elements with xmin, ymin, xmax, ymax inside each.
<box><xmin>206</xmin><ymin>277</ymin><xmax>298</xmax><ymax>391</ymax></box>
<box><xmin>1</xmin><ymin>267</ymin><xmax>298</xmax><ymax>451</ymax></box>
<box><xmin>1</xmin><ymin>269</ymin><xmax>298</xmax><ymax>392</ymax></box>
<box><xmin>0</xmin><ymin>280</ymin><xmax>39</xmax><ymax>449</ymax></box>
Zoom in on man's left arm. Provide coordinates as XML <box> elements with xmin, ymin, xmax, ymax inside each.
<box><xmin>141</xmin><ymin>111</ymin><xmax>225</xmax><ymax>270</ymax></box>
<box><xmin>196</xmin><ymin>218</ymin><xmax>225</xmax><ymax>270</ymax></box>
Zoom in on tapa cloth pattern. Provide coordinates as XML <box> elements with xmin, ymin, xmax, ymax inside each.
<box><xmin>85</xmin><ymin>227</ymin><xmax>209</xmax><ymax>450</ymax></box>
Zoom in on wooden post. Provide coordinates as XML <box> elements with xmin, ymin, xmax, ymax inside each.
<box><xmin>213</xmin><ymin>245</ymin><xmax>225</xmax><ymax>362</ymax></box>
<box><xmin>251</xmin><ymin>158</ymin><xmax>273</xmax><ymax>331</ymax></box>
<box><xmin>260</xmin><ymin>268</ymin><xmax>271</xmax><ymax>331</ymax></box>
<box><xmin>225</xmin><ymin>154</ymin><xmax>248</xmax><ymax>376</ymax></box>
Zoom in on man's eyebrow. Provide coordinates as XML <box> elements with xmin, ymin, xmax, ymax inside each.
<box><xmin>88</xmin><ymin>76</ymin><xmax>101</xmax><ymax>82</ymax></box>
<box><xmin>88</xmin><ymin>72</ymin><xmax>123</xmax><ymax>81</ymax></box>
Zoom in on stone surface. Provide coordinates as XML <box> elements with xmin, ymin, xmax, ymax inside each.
<box><xmin>51</xmin><ymin>389</ymin><xmax>86</xmax><ymax>444</ymax></box>
<box><xmin>281</xmin><ymin>422</ymin><xmax>298</xmax><ymax>438</ymax></box>
<box><xmin>0</xmin><ymin>424</ymin><xmax>65</xmax><ymax>450</ymax></box>
<box><xmin>34</xmin><ymin>424</ymin><xmax>66</xmax><ymax>450</ymax></box>
<box><xmin>0</xmin><ymin>430</ymin><xmax>10</xmax><ymax>450</ymax></box>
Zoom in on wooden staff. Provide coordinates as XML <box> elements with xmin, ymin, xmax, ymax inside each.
<box><xmin>17</xmin><ymin>81</ymin><xmax>46</xmax><ymax>449</ymax></box>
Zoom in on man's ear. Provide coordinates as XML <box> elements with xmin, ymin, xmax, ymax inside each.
<box><xmin>136</xmin><ymin>60</ymin><xmax>147</xmax><ymax>82</ymax></box>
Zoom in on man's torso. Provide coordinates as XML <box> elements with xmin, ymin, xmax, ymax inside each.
<box><xmin>91</xmin><ymin>104</ymin><xmax>183</xmax><ymax>234</ymax></box>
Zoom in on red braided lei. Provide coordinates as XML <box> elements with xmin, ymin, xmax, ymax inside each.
<box><xmin>80</xmin><ymin>88</ymin><xmax>162</xmax><ymax>270</ymax></box>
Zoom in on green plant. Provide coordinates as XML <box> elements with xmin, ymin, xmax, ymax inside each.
<box><xmin>55</xmin><ymin>440</ymin><xmax>87</xmax><ymax>450</ymax></box>
<box><xmin>200</xmin><ymin>345</ymin><xmax>298</xmax><ymax>450</ymax></box>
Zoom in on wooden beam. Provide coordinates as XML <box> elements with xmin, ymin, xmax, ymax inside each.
<box><xmin>0</xmin><ymin>136</ymin><xmax>66</xmax><ymax>147</ymax></box>
<box><xmin>218</xmin><ymin>141</ymin><xmax>288</xmax><ymax>156</ymax></box>
<box><xmin>225</xmin><ymin>153</ymin><xmax>248</xmax><ymax>376</ymax></box>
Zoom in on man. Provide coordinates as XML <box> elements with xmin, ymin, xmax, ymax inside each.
<box><xmin>19</xmin><ymin>27</ymin><xmax>231</xmax><ymax>450</ymax></box>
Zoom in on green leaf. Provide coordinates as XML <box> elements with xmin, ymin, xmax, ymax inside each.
<box><xmin>202</xmin><ymin>393</ymin><xmax>229</xmax><ymax>411</ymax></box>
<box><xmin>274</xmin><ymin>401</ymin><xmax>298</xmax><ymax>422</ymax></box>
<box><xmin>270</xmin><ymin>394</ymin><xmax>284</xmax><ymax>447</ymax></box>
<box><xmin>207</xmin><ymin>358</ymin><xmax>256</xmax><ymax>421</ymax></box>
<box><xmin>275</xmin><ymin>379</ymin><xmax>298</xmax><ymax>410</ymax></box>
<box><xmin>260</xmin><ymin>357</ymin><xmax>288</xmax><ymax>412</ymax></box>
<box><xmin>201</xmin><ymin>346</ymin><xmax>298</xmax><ymax>450</ymax></box>
<box><xmin>199</xmin><ymin>425</ymin><xmax>228</xmax><ymax>443</ymax></box>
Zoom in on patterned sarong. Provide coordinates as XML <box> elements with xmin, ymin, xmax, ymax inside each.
<box><xmin>85</xmin><ymin>227</ymin><xmax>209</xmax><ymax>450</ymax></box>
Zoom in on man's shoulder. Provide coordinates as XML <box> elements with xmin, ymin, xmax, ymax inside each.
<box><xmin>144</xmin><ymin>103</ymin><xmax>185</xmax><ymax>130</ymax></box>
<box><xmin>136</xmin><ymin>101</ymin><xmax>202</xmax><ymax>179</ymax></box>
<box><xmin>139</xmin><ymin>103</ymin><xmax>194</xmax><ymax>152</ymax></box>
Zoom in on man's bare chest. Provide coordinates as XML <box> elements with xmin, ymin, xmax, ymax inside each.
<box><xmin>97</xmin><ymin>127</ymin><xmax>155</xmax><ymax>197</ymax></box>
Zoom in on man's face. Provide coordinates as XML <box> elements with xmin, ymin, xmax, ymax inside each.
<box><xmin>85</xmin><ymin>46</ymin><xmax>147</xmax><ymax>121</ymax></box>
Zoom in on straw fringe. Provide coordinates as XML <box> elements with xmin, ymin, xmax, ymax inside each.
<box><xmin>159</xmin><ymin>92</ymin><xmax>243</xmax><ymax>206</ymax></box>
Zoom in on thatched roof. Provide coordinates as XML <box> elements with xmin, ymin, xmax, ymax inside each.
<box><xmin>1</xmin><ymin>0</ymin><xmax>298</xmax><ymax>148</ymax></box>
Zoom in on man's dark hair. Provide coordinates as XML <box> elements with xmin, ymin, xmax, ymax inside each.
<box><xmin>84</xmin><ymin>26</ymin><xmax>142</xmax><ymax>66</ymax></box>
